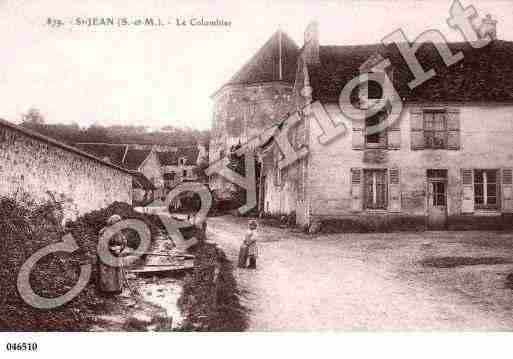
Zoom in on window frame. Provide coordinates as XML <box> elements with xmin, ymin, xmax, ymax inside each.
<box><xmin>423</xmin><ymin>109</ymin><xmax>448</xmax><ymax>149</ymax></box>
<box><xmin>363</xmin><ymin>169</ymin><xmax>388</xmax><ymax>210</ymax></box>
<box><xmin>474</xmin><ymin>169</ymin><xmax>500</xmax><ymax>210</ymax></box>
<box><xmin>365</xmin><ymin>110</ymin><xmax>388</xmax><ymax>149</ymax></box>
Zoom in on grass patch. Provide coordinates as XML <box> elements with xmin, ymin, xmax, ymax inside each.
<box><xmin>421</xmin><ymin>256</ymin><xmax>513</xmax><ymax>268</ymax></box>
<box><xmin>505</xmin><ymin>273</ymin><xmax>513</xmax><ymax>290</ymax></box>
<box><xmin>177</xmin><ymin>241</ymin><xmax>249</xmax><ymax>331</ymax></box>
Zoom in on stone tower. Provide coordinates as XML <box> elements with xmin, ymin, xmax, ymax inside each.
<box><xmin>209</xmin><ymin>30</ymin><xmax>299</xmax><ymax>196</ymax></box>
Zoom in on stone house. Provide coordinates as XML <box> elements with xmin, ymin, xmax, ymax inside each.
<box><xmin>0</xmin><ymin>119</ymin><xmax>133</xmax><ymax>219</ymax></box>
<box><xmin>158</xmin><ymin>144</ymin><xmax>208</xmax><ymax>191</ymax></box>
<box><xmin>213</xmin><ymin>17</ymin><xmax>513</xmax><ymax>231</ymax></box>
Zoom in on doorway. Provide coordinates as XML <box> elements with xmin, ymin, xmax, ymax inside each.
<box><xmin>427</xmin><ymin>169</ymin><xmax>448</xmax><ymax>229</ymax></box>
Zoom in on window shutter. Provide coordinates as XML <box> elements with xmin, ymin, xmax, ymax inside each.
<box><xmin>502</xmin><ymin>168</ymin><xmax>513</xmax><ymax>212</ymax></box>
<box><xmin>387</xmin><ymin>118</ymin><xmax>401</xmax><ymax>150</ymax></box>
<box><xmin>351</xmin><ymin>168</ymin><xmax>363</xmax><ymax>211</ymax></box>
<box><xmin>447</xmin><ymin>108</ymin><xmax>461</xmax><ymax>150</ymax></box>
<box><xmin>274</xmin><ymin>168</ymin><xmax>282</xmax><ymax>187</ymax></box>
<box><xmin>273</xmin><ymin>149</ymin><xmax>282</xmax><ymax>187</ymax></box>
<box><xmin>389</xmin><ymin>168</ymin><xmax>401</xmax><ymax>212</ymax></box>
<box><xmin>410</xmin><ymin>108</ymin><xmax>424</xmax><ymax>150</ymax></box>
<box><xmin>461</xmin><ymin>169</ymin><xmax>474</xmax><ymax>213</ymax></box>
<box><xmin>352</xmin><ymin>120</ymin><xmax>365</xmax><ymax>150</ymax></box>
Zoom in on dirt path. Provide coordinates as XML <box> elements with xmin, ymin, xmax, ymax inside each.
<box><xmin>208</xmin><ymin>216</ymin><xmax>513</xmax><ymax>331</ymax></box>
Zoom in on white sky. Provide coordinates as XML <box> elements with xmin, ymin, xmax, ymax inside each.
<box><xmin>0</xmin><ymin>0</ymin><xmax>511</xmax><ymax>130</ymax></box>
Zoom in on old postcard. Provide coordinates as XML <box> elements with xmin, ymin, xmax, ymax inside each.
<box><xmin>1</xmin><ymin>0</ymin><xmax>513</xmax><ymax>356</ymax></box>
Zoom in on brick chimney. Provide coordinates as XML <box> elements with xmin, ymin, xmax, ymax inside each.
<box><xmin>479</xmin><ymin>14</ymin><xmax>497</xmax><ymax>40</ymax></box>
<box><xmin>303</xmin><ymin>21</ymin><xmax>320</xmax><ymax>65</ymax></box>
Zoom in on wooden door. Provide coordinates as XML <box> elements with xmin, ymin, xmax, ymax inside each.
<box><xmin>427</xmin><ymin>170</ymin><xmax>448</xmax><ymax>229</ymax></box>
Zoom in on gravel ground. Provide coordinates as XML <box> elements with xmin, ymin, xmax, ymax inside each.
<box><xmin>208</xmin><ymin>216</ymin><xmax>513</xmax><ymax>331</ymax></box>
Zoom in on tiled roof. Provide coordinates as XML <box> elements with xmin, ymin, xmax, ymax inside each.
<box><xmin>157</xmin><ymin>146</ymin><xmax>199</xmax><ymax>166</ymax></box>
<box><xmin>220</xmin><ymin>30</ymin><xmax>299</xmax><ymax>91</ymax></box>
<box><xmin>78</xmin><ymin>143</ymin><xmax>203</xmax><ymax>168</ymax></box>
<box><xmin>76</xmin><ymin>143</ymin><xmax>126</xmax><ymax>166</ymax></box>
<box><xmin>76</xmin><ymin>143</ymin><xmax>153</xmax><ymax>170</ymax></box>
<box><xmin>123</xmin><ymin>149</ymin><xmax>153</xmax><ymax>170</ymax></box>
<box><xmin>309</xmin><ymin>40</ymin><xmax>513</xmax><ymax>103</ymax></box>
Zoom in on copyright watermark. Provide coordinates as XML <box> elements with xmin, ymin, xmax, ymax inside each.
<box><xmin>16</xmin><ymin>0</ymin><xmax>494</xmax><ymax>309</ymax></box>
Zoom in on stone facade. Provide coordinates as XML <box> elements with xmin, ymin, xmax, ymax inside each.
<box><xmin>160</xmin><ymin>145</ymin><xmax>205</xmax><ymax>190</ymax></box>
<box><xmin>306</xmin><ymin>103</ymin><xmax>513</xmax><ymax>230</ymax></box>
<box><xmin>162</xmin><ymin>164</ymin><xmax>197</xmax><ymax>187</ymax></box>
<box><xmin>210</xmin><ymin>82</ymin><xmax>297</xmax><ymax>196</ymax></box>
<box><xmin>260</xmin><ymin>111</ymin><xmax>309</xmax><ymax>226</ymax></box>
<box><xmin>0</xmin><ymin>121</ymin><xmax>132</xmax><ymax>220</ymax></box>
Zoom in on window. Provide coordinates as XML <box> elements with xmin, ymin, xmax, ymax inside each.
<box><xmin>474</xmin><ymin>169</ymin><xmax>499</xmax><ymax>210</ymax></box>
<box><xmin>182</xmin><ymin>170</ymin><xmax>187</xmax><ymax>177</ymax></box>
<box><xmin>365</xmin><ymin>110</ymin><xmax>388</xmax><ymax>148</ymax></box>
<box><xmin>359</xmin><ymin>72</ymin><xmax>386</xmax><ymax>101</ymax></box>
<box><xmin>363</xmin><ymin>169</ymin><xmax>388</xmax><ymax>209</ymax></box>
<box><xmin>163</xmin><ymin>172</ymin><xmax>176</xmax><ymax>188</ymax></box>
<box><xmin>164</xmin><ymin>172</ymin><xmax>175</xmax><ymax>181</ymax></box>
<box><xmin>423</xmin><ymin>110</ymin><xmax>447</xmax><ymax>149</ymax></box>
<box><xmin>367</xmin><ymin>80</ymin><xmax>383</xmax><ymax>99</ymax></box>
<box><xmin>275</xmin><ymin>167</ymin><xmax>282</xmax><ymax>187</ymax></box>
<box><xmin>427</xmin><ymin>169</ymin><xmax>447</xmax><ymax>206</ymax></box>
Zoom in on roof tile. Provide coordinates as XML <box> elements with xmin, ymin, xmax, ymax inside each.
<box><xmin>310</xmin><ymin>40</ymin><xmax>513</xmax><ymax>103</ymax></box>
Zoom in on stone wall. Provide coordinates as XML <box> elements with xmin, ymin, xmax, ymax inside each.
<box><xmin>260</xmin><ymin>111</ymin><xmax>308</xmax><ymax>225</ymax></box>
<box><xmin>0</xmin><ymin>123</ymin><xmax>132</xmax><ymax>220</ymax></box>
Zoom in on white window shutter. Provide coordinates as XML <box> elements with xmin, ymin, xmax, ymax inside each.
<box><xmin>447</xmin><ymin>108</ymin><xmax>461</xmax><ymax>150</ymax></box>
<box><xmin>461</xmin><ymin>169</ymin><xmax>474</xmax><ymax>213</ymax></box>
<box><xmin>389</xmin><ymin>168</ymin><xmax>401</xmax><ymax>212</ymax></box>
<box><xmin>502</xmin><ymin>168</ymin><xmax>513</xmax><ymax>212</ymax></box>
<box><xmin>352</xmin><ymin>120</ymin><xmax>365</xmax><ymax>150</ymax></box>
<box><xmin>410</xmin><ymin>108</ymin><xmax>424</xmax><ymax>150</ymax></box>
<box><xmin>387</xmin><ymin>117</ymin><xmax>401</xmax><ymax>149</ymax></box>
<box><xmin>351</xmin><ymin>168</ymin><xmax>363</xmax><ymax>211</ymax></box>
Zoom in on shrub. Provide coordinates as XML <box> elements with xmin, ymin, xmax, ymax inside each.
<box><xmin>0</xmin><ymin>193</ymin><xmax>100</xmax><ymax>330</ymax></box>
<box><xmin>177</xmin><ymin>242</ymin><xmax>248</xmax><ymax>331</ymax></box>
<box><xmin>0</xmin><ymin>195</ymin><xmax>160</xmax><ymax>331</ymax></box>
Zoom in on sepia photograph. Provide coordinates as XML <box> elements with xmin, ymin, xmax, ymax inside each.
<box><xmin>1</xmin><ymin>0</ymin><xmax>513</xmax><ymax>356</ymax></box>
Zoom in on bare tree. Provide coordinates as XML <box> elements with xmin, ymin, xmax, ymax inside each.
<box><xmin>21</xmin><ymin>108</ymin><xmax>45</xmax><ymax>125</ymax></box>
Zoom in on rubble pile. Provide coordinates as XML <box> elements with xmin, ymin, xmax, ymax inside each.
<box><xmin>0</xmin><ymin>196</ymin><xmax>160</xmax><ymax>331</ymax></box>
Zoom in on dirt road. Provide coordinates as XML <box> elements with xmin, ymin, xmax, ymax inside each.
<box><xmin>208</xmin><ymin>216</ymin><xmax>513</xmax><ymax>331</ymax></box>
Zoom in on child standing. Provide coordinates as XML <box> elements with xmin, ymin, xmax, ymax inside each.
<box><xmin>244</xmin><ymin>220</ymin><xmax>259</xmax><ymax>269</ymax></box>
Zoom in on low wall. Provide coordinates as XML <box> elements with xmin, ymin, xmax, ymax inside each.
<box><xmin>313</xmin><ymin>213</ymin><xmax>513</xmax><ymax>233</ymax></box>
<box><xmin>0</xmin><ymin>121</ymin><xmax>132</xmax><ymax>219</ymax></box>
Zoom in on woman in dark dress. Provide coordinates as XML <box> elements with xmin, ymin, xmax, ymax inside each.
<box><xmin>97</xmin><ymin>215</ymin><xmax>127</xmax><ymax>294</ymax></box>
